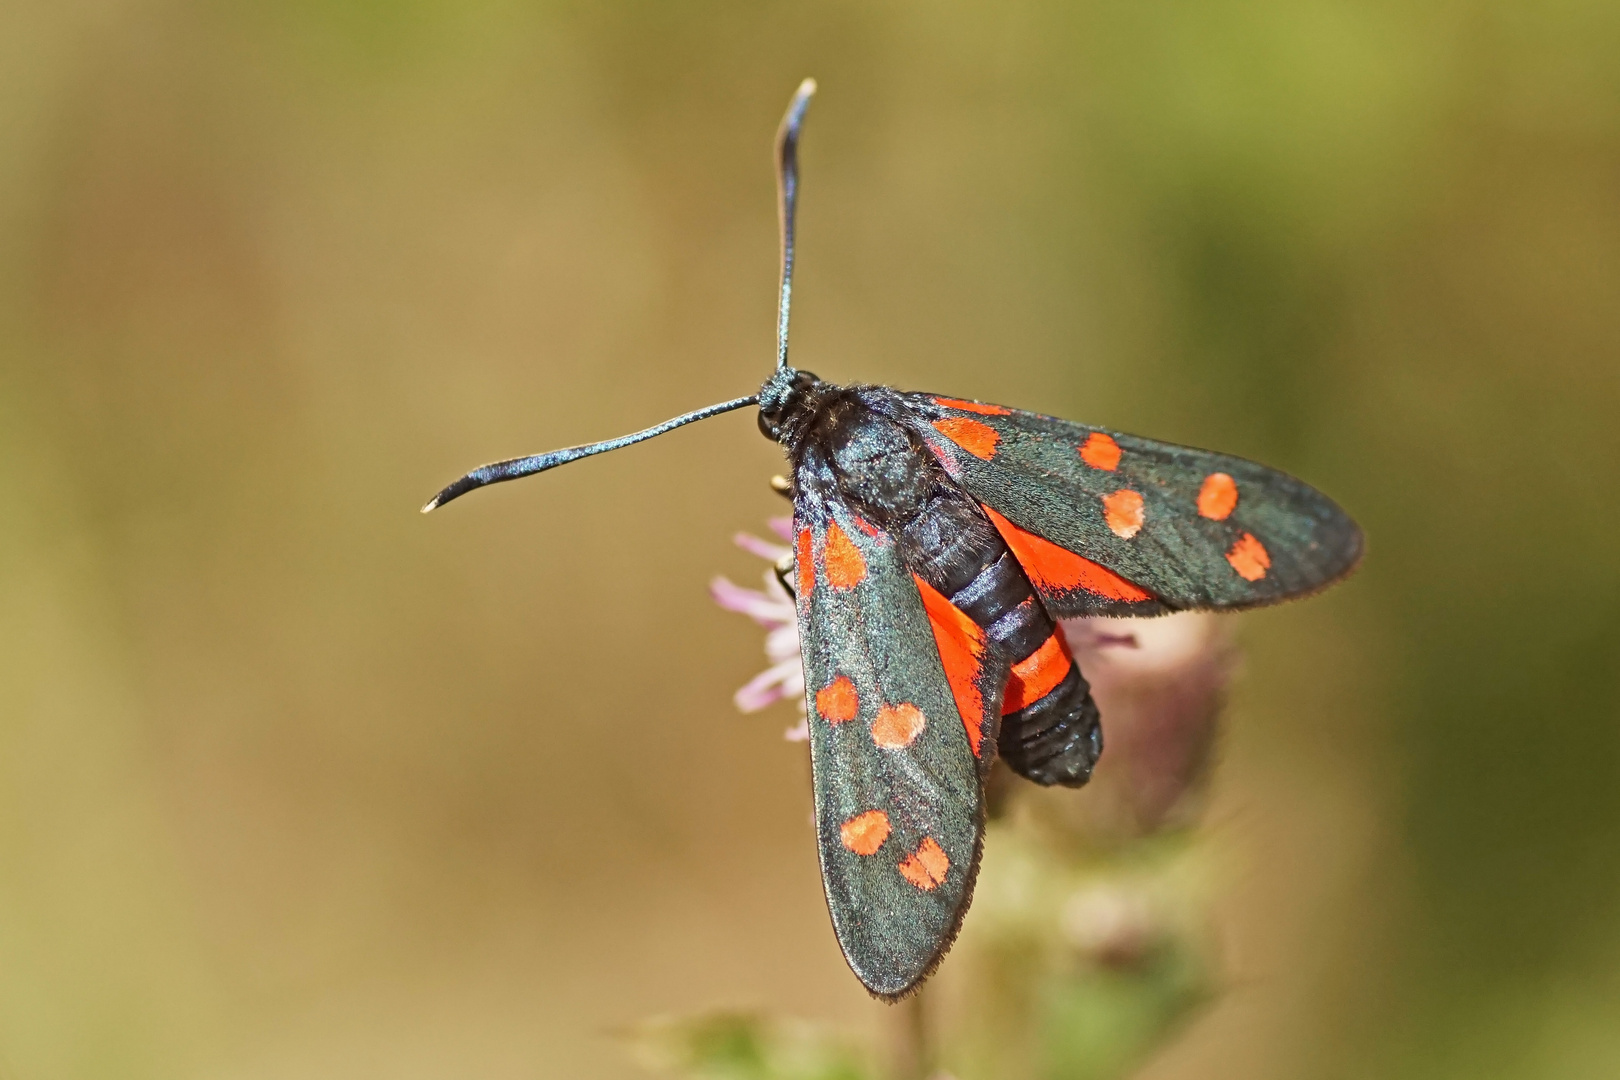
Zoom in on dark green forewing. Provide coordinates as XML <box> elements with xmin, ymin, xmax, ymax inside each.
<box><xmin>791</xmin><ymin>446</ymin><xmax>987</xmax><ymax>1000</ymax></box>
<box><xmin>906</xmin><ymin>394</ymin><xmax>1363</xmax><ymax>615</ymax></box>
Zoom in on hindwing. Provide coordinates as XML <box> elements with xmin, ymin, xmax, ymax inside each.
<box><xmin>792</xmin><ymin>445</ymin><xmax>989</xmax><ymax>1000</ymax></box>
<box><xmin>901</xmin><ymin>393</ymin><xmax>1363</xmax><ymax>615</ymax></box>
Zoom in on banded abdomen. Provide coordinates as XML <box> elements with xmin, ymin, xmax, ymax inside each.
<box><xmin>895</xmin><ymin>483</ymin><xmax>1103</xmax><ymax>787</ymax></box>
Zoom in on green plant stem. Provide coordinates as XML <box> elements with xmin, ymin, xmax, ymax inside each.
<box><xmin>892</xmin><ymin>987</ymin><xmax>930</xmax><ymax>1080</ymax></box>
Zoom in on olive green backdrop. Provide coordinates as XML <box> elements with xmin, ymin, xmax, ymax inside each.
<box><xmin>1</xmin><ymin>1</ymin><xmax>1616</xmax><ymax>1077</ymax></box>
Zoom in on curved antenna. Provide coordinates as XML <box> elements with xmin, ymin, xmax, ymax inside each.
<box><xmin>423</xmin><ymin>82</ymin><xmax>820</xmax><ymax>514</ymax></box>
<box><xmin>421</xmin><ymin>394</ymin><xmax>758</xmax><ymax>512</ymax></box>
<box><xmin>775</xmin><ymin>77</ymin><xmax>817</xmax><ymax>371</ymax></box>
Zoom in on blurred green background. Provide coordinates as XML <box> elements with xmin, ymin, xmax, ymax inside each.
<box><xmin>2</xmin><ymin>1</ymin><xmax>1617</xmax><ymax>1077</ymax></box>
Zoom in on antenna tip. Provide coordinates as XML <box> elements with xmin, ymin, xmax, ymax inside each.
<box><xmin>420</xmin><ymin>499</ymin><xmax>438</xmax><ymax>514</ymax></box>
<box><xmin>798</xmin><ymin>77</ymin><xmax>818</xmax><ymax>96</ymax></box>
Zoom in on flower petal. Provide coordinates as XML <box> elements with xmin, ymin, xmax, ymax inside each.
<box><xmin>764</xmin><ymin>623</ymin><xmax>801</xmax><ymax>663</ymax></box>
<box><xmin>733</xmin><ymin>532</ymin><xmax>791</xmax><ymax>562</ymax></box>
<box><xmin>709</xmin><ymin>577</ymin><xmax>793</xmax><ymax>626</ymax></box>
<box><xmin>733</xmin><ymin>658</ymin><xmax>803</xmax><ymax>713</ymax></box>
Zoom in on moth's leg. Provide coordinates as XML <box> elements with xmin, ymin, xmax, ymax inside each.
<box><xmin>770</xmin><ymin>474</ymin><xmax>796</xmax><ymax>597</ymax></box>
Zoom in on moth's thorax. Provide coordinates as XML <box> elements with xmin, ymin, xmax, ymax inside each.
<box><xmin>816</xmin><ymin>397</ymin><xmax>937</xmax><ymax>522</ymax></box>
<box><xmin>759</xmin><ymin>370</ymin><xmax>934</xmax><ymax>519</ymax></box>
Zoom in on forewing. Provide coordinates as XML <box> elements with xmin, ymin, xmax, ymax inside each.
<box><xmin>906</xmin><ymin>394</ymin><xmax>1363</xmax><ymax>614</ymax></box>
<box><xmin>792</xmin><ymin>448</ymin><xmax>989</xmax><ymax>1000</ymax></box>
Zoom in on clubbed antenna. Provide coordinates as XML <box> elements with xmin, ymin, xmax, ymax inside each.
<box><xmin>422</xmin><ymin>79</ymin><xmax>818</xmax><ymax>513</ymax></box>
<box><xmin>775</xmin><ymin>78</ymin><xmax>816</xmax><ymax>371</ymax></box>
<box><xmin>421</xmin><ymin>395</ymin><xmax>758</xmax><ymax>512</ymax></box>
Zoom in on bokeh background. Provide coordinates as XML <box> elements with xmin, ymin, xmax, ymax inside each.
<box><xmin>2</xmin><ymin>1</ymin><xmax>1617</xmax><ymax>1077</ymax></box>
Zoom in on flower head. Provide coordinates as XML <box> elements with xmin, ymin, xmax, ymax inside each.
<box><xmin>1058</xmin><ymin>612</ymin><xmax>1234</xmax><ymax>832</ymax></box>
<box><xmin>709</xmin><ymin>517</ymin><xmax>809</xmax><ymax>740</ymax></box>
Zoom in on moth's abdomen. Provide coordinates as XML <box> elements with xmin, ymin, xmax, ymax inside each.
<box><xmin>902</xmin><ymin>491</ymin><xmax>1103</xmax><ymax>788</ymax></box>
<box><xmin>995</xmin><ymin>649</ymin><xmax>1101</xmax><ymax>788</ymax></box>
<box><xmin>819</xmin><ymin>398</ymin><xmax>1104</xmax><ymax>787</ymax></box>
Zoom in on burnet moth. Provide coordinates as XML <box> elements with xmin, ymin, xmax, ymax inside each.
<box><xmin>423</xmin><ymin>79</ymin><xmax>1363</xmax><ymax>999</ymax></box>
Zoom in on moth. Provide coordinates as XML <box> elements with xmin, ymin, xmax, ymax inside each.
<box><xmin>424</xmin><ymin>79</ymin><xmax>1362</xmax><ymax>1000</ymax></box>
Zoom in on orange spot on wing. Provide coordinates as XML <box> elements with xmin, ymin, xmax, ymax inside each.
<box><xmin>1080</xmin><ymin>432</ymin><xmax>1121</xmax><ymax>471</ymax></box>
<box><xmin>932</xmin><ymin>417</ymin><xmax>1000</xmax><ymax>460</ymax></box>
<box><xmin>1102</xmin><ymin>489</ymin><xmax>1145</xmax><ymax>539</ymax></box>
<box><xmin>924</xmin><ymin>435</ymin><xmax>964</xmax><ymax>478</ymax></box>
<box><xmin>1002</xmin><ymin>630</ymin><xmax>1073</xmax><ymax>714</ymax></box>
<box><xmin>1227</xmin><ymin>532</ymin><xmax>1271</xmax><ymax>581</ymax></box>
<box><xmin>898</xmin><ymin>836</ymin><xmax>950</xmax><ymax>890</ymax></box>
<box><xmin>982</xmin><ymin>506</ymin><xmax>1155</xmax><ymax>603</ymax></box>
<box><xmin>912</xmin><ymin>575</ymin><xmax>990</xmax><ymax>758</ymax></box>
<box><xmin>795</xmin><ymin>527</ymin><xmax>815</xmax><ymax>600</ymax></box>
<box><xmin>840</xmin><ymin>810</ymin><xmax>891</xmax><ymax>856</ymax></box>
<box><xmin>815</xmin><ymin>676</ymin><xmax>859</xmax><ymax>724</ymax></box>
<box><xmin>870</xmin><ymin>703</ymin><xmax>927</xmax><ymax>748</ymax></box>
<box><xmin>1198</xmin><ymin>473</ymin><xmax>1239</xmax><ymax>520</ymax></box>
<box><xmin>823</xmin><ymin>522</ymin><xmax>867</xmax><ymax>590</ymax></box>
<box><xmin>931</xmin><ymin>396</ymin><xmax>1011</xmax><ymax>416</ymax></box>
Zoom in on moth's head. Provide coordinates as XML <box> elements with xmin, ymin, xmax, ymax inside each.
<box><xmin>757</xmin><ymin>366</ymin><xmax>823</xmax><ymax>446</ymax></box>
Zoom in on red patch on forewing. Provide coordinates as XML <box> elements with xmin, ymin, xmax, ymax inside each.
<box><xmin>1080</xmin><ymin>432</ymin><xmax>1121</xmax><ymax>471</ymax></box>
<box><xmin>815</xmin><ymin>676</ymin><xmax>859</xmax><ymax>724</ymax></box>
<box><xmin>982</xmin><ymin>505</ymin><xmax>1155</xmax><ymax>603</ymax></box>
<box><xmin>1102</xmin><ymin>489</ymin><xmax>1145</xmax><ymax>539</ymax></box>
<box><xmin>897</xmin><ymin>837</ymin><xmax>950</xmax><ymax>890</ymax></box>
<box><xmin>840</xmin><ymin>810</ymin><xmax>891</xmax><ymax>856</ymax></box>
<box><xmin>931</xmin><ymin>417</ymin><xmax>1000</xmax><ymax>461</ymax></box>
<box><xmin>870</xmin><ymin>703</ymin><xmax>926</xmax><ymax>748</ymax></box>
<box><xmin>1198</xmin><ymin>473</ymin><xmax>1239</xmax><ymax>520</ymax></box>
<box><xmin>924</xmin><ymin>436</ymin><xmax>965</xmax><ymax>478</ymax></box>
<box><xmin>1227</xmin><ymin>532</ymin><xmax>1271</xmax><ymax>581</ymax></box>
<box><xmin>795</xmin><ymin>527</ymin><xmax>815</xmax><ymax>600</ymax></box>
<box><xmin>823</xmin><ymin>522</ymin><xmax>867</xmax><ymax>590</ymax></box>
<box><xmin>912</xmin><ymin>575</ymin><xmax>991</xmax><ymax>758</ymax></box>
<box><xmin>1002</xmin><ymin>630</ymin><xmax>1073</xmax><ymax>714</ymax></box>
<box><xmin>931</xmin><ymin>396</ymin><xmax>1011</xmax><ymax>416</ymax></box>
<box><xmin>851</xmin><ymin>515</ymin><xmax>882</xmax><ymax>538</ymax></box>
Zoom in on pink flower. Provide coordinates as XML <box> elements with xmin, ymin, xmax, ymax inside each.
<box><xmin>709</xmin><ymin>518</ymin><xmax>809</xmax><ymax>741</ymax></box>
<box><xmin>1063</xmin><ymin>612</ymin><xmax>1234</xmax><ymax>830</ymax></box>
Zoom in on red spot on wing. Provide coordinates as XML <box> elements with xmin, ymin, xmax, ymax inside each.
<box><xmin>932</xmin><ymin>417</ymin><xmax>1000</xmax><ymax>460</ymax></box>
<box><xmin>815</xmin><ymin>676</ymin><xmax>859</xmax><ymax>724</ymax></box>
<box><xmin>1080</xmin><ymin>432</ymin><xmax>1121</xmax><ymax>471</ymax></box>
<box><xmin>1227</xmin><ymin>532</ymin><xmax>1271</xmax><ymax>581</ymax></box>
<box><xmin>931</xmin><ymin>396</ymin><xmax>1011</xmax><ymax>416</ymax></box>
<box><xmin>1002</xmin><ymin>629</ymin><xmax>1074</xmax><ymax>713</ymax></box>
<box><xmin>823</xmin><ymin>522</ymin><xmax>867</xmax><ymax>590</ymax></box>
<box><xmin>982</xmin><ymin>505</ymin><xmax>1154</xmax><ymax>603</ymax></box>
<box><xmin>1198</xmin><ymin>473</ymin><xmax>1239</xmax><ymax>520</ymax></box>
<box><xmin>851</xmin><ymin>516</ymin><xmax>882</xmax><ymax>538</ymax></box>
<box><xmin>924</xmin><ymin>435</ymin><xmax>964</xmax><ymax>478</ymax></box>
<box><xmin>898</xmin><ymin>837</ymin><xmax>950</xmax><ymax>890</ymax></box>
<box><xmin>1102</xmin><ymin>489</ymin><xmax>1145</xmax><ymax>539</ymax></box>
<box><xmin>870</xmin><ymin>703</ymin><xmax>926</xmax><ymax>748</ymax></box>
<box><xmin>795</xmin><ymin>527</ymin><xmax>815</xmax><ymax>600</ymax></box>
<box><xmin>840</xmin><ymin>810</ymin><xmax>891</xmax><ymax>856</ymax></box>
<box><xmin>913</xmin><ymin>575</ymin><xmax>991</xmax><ymax>758</ymax></box>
